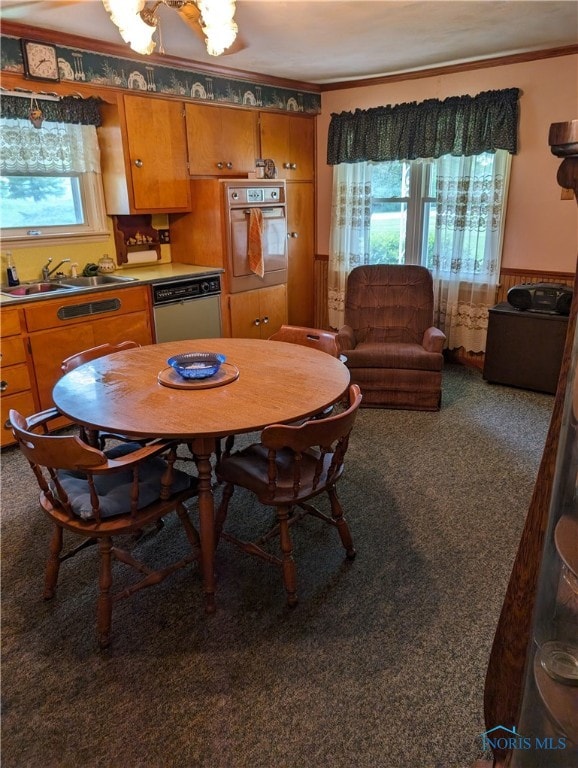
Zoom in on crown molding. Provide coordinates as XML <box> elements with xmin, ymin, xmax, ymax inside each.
<box><xmin>319</xmin><ymin>44</ymin><xmax>578</xmax><ymax>91</ymax></box>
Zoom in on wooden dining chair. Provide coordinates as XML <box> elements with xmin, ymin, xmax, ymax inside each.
<box><xmin>61</xmin><ymin>341</ymin><xmax>142</xmax><ymax>448</ymax></box>
<box><xmin>268</xmin><ymin>324</ymin><xmax>341</xmax><ymax>358</ymax></box>
<box><xmin>10</xmin><ymin>406</ymin><xmax>200</xmax><ymax>649</ymax></box>
<box><xmin>60</xmin><ymin>340</ymin><xmax>140</xmax><ymax>375</ymax></box>
<box><xmin>221</xmin><ymin>325</ymin><xmax>344</xmax><ymax>458</ymax></box>
<box><xmin>215</xmin><ymin>384</ymin><xmax>362</xmax><ymax>606</ymax></box>
<box><xmin>269</xmin><ymin>324</ymin><xmax>347</xmax><ymax>419</ymax></box>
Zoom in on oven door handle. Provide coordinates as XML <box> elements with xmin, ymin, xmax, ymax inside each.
<box><xmin>242</xmin><ymin>207</ymin><xmax>285</xmax><ymax>215</ymax></box>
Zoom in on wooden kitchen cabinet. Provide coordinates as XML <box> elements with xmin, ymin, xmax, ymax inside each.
<box><xmin>99</xmin><ymin>95</ymin><xmax>191</xmax><ymax>214</ymax></box>
<box><xmin>1</xmin><ymin>308</ymin><xmax>37</xmax><ymax>447</ymax></box>
<box><xmin>185</xmin><ymin>103</ymin><xmax>258</xmax><ymax>176</ymax></box>
<box><xmin>23</xmin><ymin>286</ymin><xmax>154</xmax><ymax>412</ymax></box>
<box><xmin>229</xmin><ymin>284</ymin><xmax>287</xmax><ymax>339</ymax></box>
<box><xmin>286</xmin><ymin>182</ymin><xmax>315</xmax><ymax>326</ymax></box>
<box><xmin>259</xmin><ymin>112</ymin><xmax>315</xmax><ymax>181</ymax></box>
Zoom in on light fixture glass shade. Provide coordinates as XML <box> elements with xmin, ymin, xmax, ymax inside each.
<box><xmin>102</xmin><ymin>0</ymin><xmax>238</xmax><ymax>58</ymax></box>
<box><xmin>198</xmin><ymin>0</ymin><xmax>238</xmax><ymax>56</ymax></box>
<box><xmin>102</xmin><ymin>0</ymin><xmax>158</xmax><ymax>55</ymax></box>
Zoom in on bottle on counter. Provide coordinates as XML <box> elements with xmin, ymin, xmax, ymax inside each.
<box><xmin>97</xmin><ymin>254</ymin><xmax>116</xmax><ymax>274</ymax></box>
<box><xmin>5</xmin><ymin>251</ymin><xmax>20</xmax><ymax>287</ymax></box>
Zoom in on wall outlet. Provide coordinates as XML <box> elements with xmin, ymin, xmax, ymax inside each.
<box><xmin>158</xmin><ymin>229</ymin><xmax>170</xmax><ymax>244</ymax></box>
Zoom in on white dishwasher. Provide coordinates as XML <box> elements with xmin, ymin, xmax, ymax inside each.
<box><xmin>152</xmin><ymin>275</ymin><xmax>222</xmax><ymax>342</ymax></box>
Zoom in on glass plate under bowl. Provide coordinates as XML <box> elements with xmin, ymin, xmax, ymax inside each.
<box><xmin>167</xmin><ymin>352</ymin><xmax>226</xmax><ymax>380</ymax></box>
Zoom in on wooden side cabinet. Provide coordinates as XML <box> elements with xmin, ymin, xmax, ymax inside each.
<box><xmin>1</xmin><ymin>308</ymin><xmax>37</xmax><ymax>447</ymax></box>
<box><xmin>229</xmin><ymin>284</ymin><xmax>287</xmax><ymax>339</ymax></box>
<box><xmin>286</xmin><ymin>182</ymin><xmax>314</xmax><ymax>327</ymax></box>
<box><xmin>259</xmin><ymin>112</ymin><xmax>315</xmax><ymax>181</ymax></box>
<box><xmin>185</xmin><ymin>103</ymin><xmax>258</xmax><ymax>176</ymax></box>
<box><xmin>23</xmin><ymin>286</ymin><xmax>154</xmax><ymax>413</ymax></box>
<box><xmin>483</xmin><ymin>303</ymin><xmax>569</xmax><ymax>394</ymax></box>
<box><xmin>99</xmin><ymin>95</ymin><xmax>191</xmax><ymax>214</ymax></box>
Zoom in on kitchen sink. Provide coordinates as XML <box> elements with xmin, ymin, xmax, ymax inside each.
<box><xmin>57</xmin><ymin>275</ymin><xmax>138</xmax><ymax>287</ymax></box>
<box><xmin>1</xmin><ymin>281</ymin><xmax>76</xmax><ymax>297</ymax></box>
<box><xmin>1</xmin><ymin>274</ymin><xmax>138</xmax><ymax>298</ymax></box>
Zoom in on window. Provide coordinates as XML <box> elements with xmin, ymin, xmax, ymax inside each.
<box><xmin>369</xmin><ymin>152</ymin><xmax>500</xmax><ymax>272</ymax></box>
<box><xmin>370</xmin><ymin>160</ymin><xmax>436</xmax><ymax>267</ymax></box>
<box><xmin>0</xmin><ymin>118</ymin><xmax>108</xmax><ymax>245</ymax></box>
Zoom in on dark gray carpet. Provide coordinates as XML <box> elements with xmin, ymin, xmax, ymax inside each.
<box><xmin>0</xmin><ymin>364</ymin><xmax>553</xmax><ymax>768</ymax></box>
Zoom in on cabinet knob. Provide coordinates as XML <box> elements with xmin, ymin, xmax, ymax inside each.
<box><xmin>283</xmin><ymin>162</ymin><xmax>291</xmax><ymax>169</ymax></box>
<box><xmin>226</xmin><ymin>162</ymin><xmax>233</xmax><ymax>170</ymax></box>
<box><xmin>216</xmin><ymin>162</ymin><xmax>224</xmax><ymax>169</ymax></box>
<box><xmin>254</xmin><ymin>318</ymin><xmax>261</xmax><ymax>326</ymax></box>
<box><xmin>290</xmin><ymin>232</ymin><xmax>299</xmax><ymax>238</ymax></box>
<box><xmin>0</xmin><ymin>380</ymin><xmax>7</xmax><ymax>392</ymax></box>
<box><xmin>262</xmin><ymin>316</ymin><xmax>269</xmax><ymax>325</ymax></box>
<box><xmin>134</xmin><ymin>159</ymin><xmax>143</xmax><ymax>168</ymax></box>
<box><xmin>290</xmin><ymin>163</ymin><xmax>297</xmax><ymax>170</ymax></box>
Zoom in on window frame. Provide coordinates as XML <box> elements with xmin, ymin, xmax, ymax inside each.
<box><xmin>0</xmin><ymin>115</ymin><xmax>109</xmax><ymax>247</ymax></box>
<box><xmin>1</xmin><ymin>170</ymin><xmax>109</xmax><ymax>246</ymax></box>
<box><xmin>369</xmin><ymin>160</ymin><xmax>436</xmax><ymax>267</ymax></box>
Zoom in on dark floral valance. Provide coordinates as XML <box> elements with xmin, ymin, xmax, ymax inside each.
<box><xmin>327</xmin><ymin>88</ymin><xmax>520</xmax><ymax>165</ymax></box>
<box><xmin>0</xmin><ymin>94</ymin><xmax>103</xmax><ymax>126</ymax></box>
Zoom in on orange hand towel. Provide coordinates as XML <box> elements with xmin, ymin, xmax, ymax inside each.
<box><xmin>248</xmin><ymin>208</ymin><xmax>265</xmax><ymax>278</ymax></box>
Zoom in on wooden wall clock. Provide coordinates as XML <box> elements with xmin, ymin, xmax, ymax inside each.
<box><xmin>21</xmin><ymin>39</ymin><xmax>60</xmax><ymax>82</ymax></box>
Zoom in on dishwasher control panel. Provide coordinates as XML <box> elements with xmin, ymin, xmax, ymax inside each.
<box><xmin>152</xmin><ymin>275</ymin><xmax>221</xmax><ymax>305</ymax></box>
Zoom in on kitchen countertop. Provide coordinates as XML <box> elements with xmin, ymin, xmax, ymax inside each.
<box><xmin>0</xmin><ymin>263</ymin><xmax>223</xmax><ymax>306</ymax></box>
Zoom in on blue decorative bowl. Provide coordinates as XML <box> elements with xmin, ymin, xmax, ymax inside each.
<box><xmin>167</xmin><ymin>352</ymin><xmax>226</xmax><ymax>380</ymax></box>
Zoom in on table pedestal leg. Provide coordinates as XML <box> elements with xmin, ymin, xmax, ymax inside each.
<box><xmin>190</xmin><ymin>437</ymin><xmax>217</xmax><ymax>614</ymax></box>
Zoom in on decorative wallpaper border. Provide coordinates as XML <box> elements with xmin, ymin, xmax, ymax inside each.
<box><xmin>0</xmin><ymin>34</ymin><xmax>321</xmax><ymax>114</ymax></box>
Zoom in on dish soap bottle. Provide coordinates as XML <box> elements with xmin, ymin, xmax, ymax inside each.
<box><xmin>5</xmin><ymin>251</ymin><xmax>20</xmax><ymax>287</ymax></box>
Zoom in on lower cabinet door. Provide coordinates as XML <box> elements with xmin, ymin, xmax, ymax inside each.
<box><xmin>1</xmin><ymin>390</ymin><xmax>37</xmax><ymax>447</ymax></box>
<box><xmin>229</xmin><ymin>285</ymin><xmax>287</xmax><ymax>339</ymax></box>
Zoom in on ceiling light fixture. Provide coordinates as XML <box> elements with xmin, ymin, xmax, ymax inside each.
<box><xmin>102</xmin><ymin>0</ymin><xmax>238</xmax><ymax>57</ymax></box>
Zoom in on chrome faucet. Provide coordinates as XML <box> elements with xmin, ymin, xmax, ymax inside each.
<box><xmin>42</xmin><ymin>258</ymin><xmax>71</xmax><ymax>281</ymax></box>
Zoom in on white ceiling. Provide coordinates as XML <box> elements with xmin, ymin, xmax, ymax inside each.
<box><xmin>1</xmin><ymin>0</ymin><xmax>577</xmax><ymax>85</ymax></box>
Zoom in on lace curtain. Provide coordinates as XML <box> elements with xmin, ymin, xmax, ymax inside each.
<box><xmin>328</xmin><ymin>162</ymin><xmax>372</xmax><ymax>329</ymax></box>
<box><xmin>0</xmin><ymin>118</ymin><xmax>101</xmax><ymax>174</ymax></box>
<box><xmin>431</xmin><ymin>150</ymin><xmax>512</xmax><ymax>352</ymax></box>
<box><xmin>327</xmin><ymin>88</ymin><xmax>519</xmax><ymax>351</ymax></box>
<box><xmin>327</xmin><ymin>151</ymin><xmax>512</xmax><ymax>351</ymax></box>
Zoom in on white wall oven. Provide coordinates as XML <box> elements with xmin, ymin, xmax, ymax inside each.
<box><xmin>223</xmin><ymin>180</ymin><xmax>287</xmax><ymax>293</ymax></box>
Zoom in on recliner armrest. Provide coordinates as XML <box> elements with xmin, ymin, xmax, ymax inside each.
<box><xmin>422</xmin><ymin>326</ymin><xmax>446</xmax><ymax>353</ymax></box>
<box><xmin>337</xmin><ymin>325</ymin><xmax>356</xmax><ymax>352</ymax></box>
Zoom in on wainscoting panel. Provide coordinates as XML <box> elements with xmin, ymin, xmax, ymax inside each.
<box><xmin>496</xmin><ymin>268</ymin><xmax>575</xmax><ymax>304</ymax></box>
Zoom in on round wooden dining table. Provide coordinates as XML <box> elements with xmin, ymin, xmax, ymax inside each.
<box><xmin>52</xmin><ymin>337</ymin><xmax>351</xmax><ymax>613</ymax></box>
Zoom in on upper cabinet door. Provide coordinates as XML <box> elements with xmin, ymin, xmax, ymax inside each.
<box><xmin>259</xmin><ymin>113</ymin><xmax>315</xmax><ymax>181</ymax></box>
<box><xmin>123</xmin><ymin>95</ymin><xmax>191</xmax><ymax>212</ymax></box>
<box><xmin>185</xmin><ymin>104</ymin><xmax>258</xmax><ymax>176</ymax></box>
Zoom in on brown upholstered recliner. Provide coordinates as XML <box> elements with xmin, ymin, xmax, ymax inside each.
<box><xmin>337</xmin><ymin>265</ymin><xmax>446</xmax><ymax>410</ymax></box>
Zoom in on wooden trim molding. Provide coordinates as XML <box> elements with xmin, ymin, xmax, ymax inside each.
<box><xmin>320</xmin><ymin>44</ymin><xmax>578</xmax><ymax>91</ymax></box>
<box><xmin>500</xmin><ymin>267</ymin><xmax>575</xmax><ymax>277</ymax></box>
